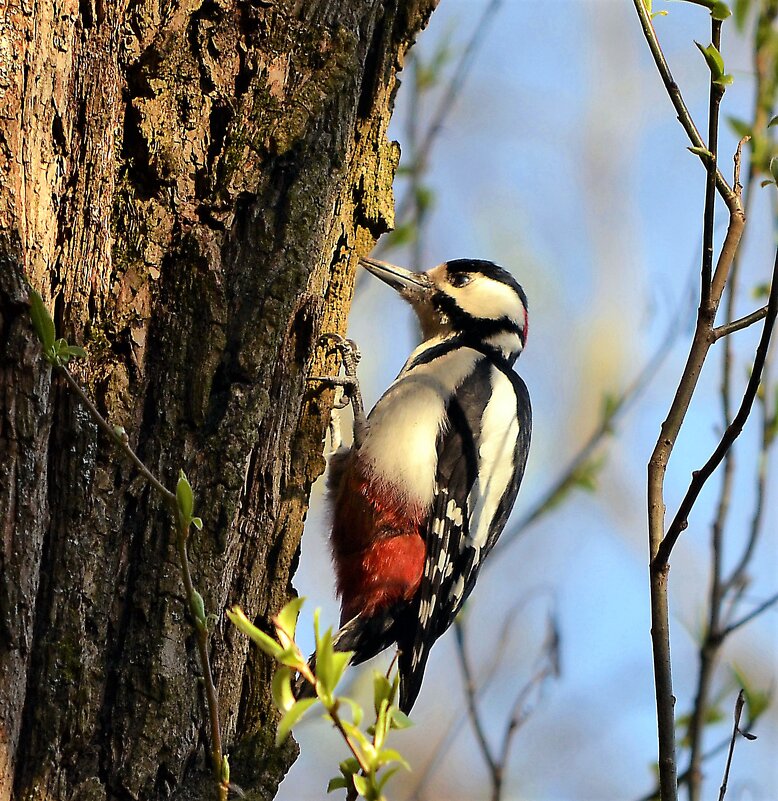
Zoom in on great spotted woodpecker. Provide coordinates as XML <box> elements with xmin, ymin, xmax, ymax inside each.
<box><xmin>319</xmin><ymin>256</ymin><xmax>531</xmax><ymax>714</ymax></box>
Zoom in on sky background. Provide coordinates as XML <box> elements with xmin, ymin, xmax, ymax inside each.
<box><xmin>279</xmin><ymin>2</ymin><xmax>777</xmax><ymax>799</ymax></box>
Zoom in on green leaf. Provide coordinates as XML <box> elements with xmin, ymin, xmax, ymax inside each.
<box><xmin>315</xmin><ymin>628</ymin><xmax>352</xmax><ymax>699</ymax></box>
<box><xmin>373</xmin><ymin>673</ymin><xmax>393</xmax><ymax>716</ymax></box>
<box><xmin>272</xmin><ymin>665</ymin><xmax>296</xmax><ymax>712</ymax></box>
<box><xmin>276</xmin><ymin>646</ymin><xmax>305</xmax><ymax>670</ymax></box>
<box><xmin>414</xmin><ymin>186</ymin><xmax>435</xmax><ymax>215</ymax></box>
<box><xmin>315</xmin><ymin>628</ymin><xmax>335</xmax><ymax>698</ymax></box>
<box><xmin>191</xmin><ymin>517</ymin><xmax>203</xmax><ymax>530</ymax></box>
<box><xmin>678</xmin><ymin>0</ymin><xmax>729</xmax><ymax>14</ymax></box>
<box><xmin>688</xmin><ymin>145</ymin><xmax>714</xmax><ymax>161</ymax></box>
<box><xmin>770</xmin><ymin>156</ymin><xmax>778</xmax><ymax>184</ymax></box>
<box><xmin>768</xmin><ymin>115</ymin><xmax>778</xmax><ymax>129</ymax></box>
<box><xmin>64</xmin><ymin>344</ymin><xmax>87</xmax><ymax>360</ymax></box>
<box><xmin>191</xmin><ymin>590</ymin><xmax>206</xmax><ymax>627</ymax></box>
<box><xmin>339</xmin><ymin>695</ymin><xmax>364</xmax><ymax>727</ymax></box>
<box><xmin>339</xmin><ymin>758</ymin><xmax>360</xmax><ymax>777</ymax></box>
<box><xmin>376</xmin><ymin>766</ymin><xmax>403</xmax><ymax>793</ymax></box>
<box><xmin>339</xmin><ymin>719</ymin><xmax>370</xmax><ymax>751</ymax></box>
<box><xmin>28</xmin><ymin>289</ymin><xmax>56</xmax><ymax>353</ymax></box>
<box><xmin>276</xmin><ymin>697</ymin><xmax>317</xmax><ymax>744</ymax></box>
<box><xmin>695</xmin><ymin>41</ymin><xmax>725</xmax><ymax>80</ymax></box>
<box><xmin>389</xmin><ymin>708</ymin><xmax>413</xmax><ymax>730</ymax></box>
<box><xmin>313</xmin><ymin>606</ymin><xmax>321</xmax><ymax>646</ymax></box>
<box><xmin>327</xmin><ymin>777</ymin><xmax>348</xmax><ymax>793</ymax></box>
<box><xmin>373</xmin><ymin>698</ymin><xmax>390</xmax><ymax>750</ymax></box>
<box><xmin>352</xmin><ymin>774</ymin><xmax>370</xmax><ymax>798</ymax></box>
<box><xmin>714</xmin><ymin>73</ymin><xmax>734</xmax><ymax>86</ymax></box>
<box><xmin>176</xmin><ymin>470</ymin><xmax>194</xmax><ymax>521</ymax></box>
<box><xmin>226</xmin><ymin>606</ymin><xmax>283</xmax><ymax>657</ymax></box>
<box><xmin>274</xmin><ymin>596</ymin><xmax>305</xmax><ymax>648</ymax></box>
<box><xmin>753</xmin><ymin>282</ymin><xmax>771</xmax><ymax>299</ymax></box>
<box><xmin>384</xmin><ymin>223</ymin><xmax>416</xmax><ymax>249</ymax></box>
<box><xmin>375</xmin><ymin>747</ymin><xmax>411</xmax><ymax>771</ymax></box>
<box><xmin>221</xmin><ymin>755</ymin><xmax>230</xmax><ymax>784</ymax></box>
<box><xmin>711</xmin><ymin>1</ymin><xmax>731</xmax><ymax>19</ymax></box>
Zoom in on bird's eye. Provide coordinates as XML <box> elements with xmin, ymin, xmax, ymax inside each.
<box><xmin>449</xmin><ymin>273</ymin><xmax>472</xmax><ymax>288</ymax></box>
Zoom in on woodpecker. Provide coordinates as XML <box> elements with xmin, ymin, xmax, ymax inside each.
<box><xmin>318</xmin><ymin>255</ymin><xmax>531</xmax><ymax>714</ymax></box>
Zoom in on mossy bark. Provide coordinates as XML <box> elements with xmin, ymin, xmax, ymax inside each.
<box><xmin>0</xmin><ymin>2</ymin><xmax>438</xmax><ymax>799</ymax></box>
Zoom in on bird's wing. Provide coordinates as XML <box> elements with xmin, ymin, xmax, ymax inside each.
<box><xmin>399</xmin><ymin>358</ymin><xmax>531</xmax><ymax>712</ymax></box>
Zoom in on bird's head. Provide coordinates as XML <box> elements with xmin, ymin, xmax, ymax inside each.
<box><xmin>359</xmin><ymin>256</ymin><xmax>528</xmax><ymax>363</ymax></box>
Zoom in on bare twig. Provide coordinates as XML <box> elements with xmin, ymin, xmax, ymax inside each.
<box><xmin>719</xmin><ymin>591</ymin><xmax>778</xmax><ymax>639</ymax></box>
<box><xmin>56</xmin><ymin>363</ymin><xmax>225</xmax><ymax>791</ymax></box>
<box><xmin>631</xmin><ymin>0</ymin><xmax>735</xmax><ymax>205</ymax></box>
<box><xmin>407</xmin><ymin>595</ymin><xmax>544</xmax><ymax>800</ymax></box>
<box><xmin>717</xmin><ymin>691</ymin><xmax>754</xmax><ymax>801</ymax></box>
<box><xmin>386</xmin><ymin>0</ymin><xmax>503</xmax><ymax>238</ymax></box>
<box><xmin>658</xmin><ymin>246</ymin><xmax>778</xmax><ymax>564</ymax></box>
<box><xmin>453</xmin><ymin>609</ymin><xmax>559</xmax><ymax>801</ymax></box>
<box><xmin>176</xmin><ymin>527</ymin><xmax>224</xmax><ymax>787</ymax></box>
<box><xmin>635</xmin><ymin>13</ymin><xmax>747</xmax><ymax>786</ymax></box>
<box><xmin>454</xmin><ymin>619</ymin><xmax>499</xmax><ymax>780</ymax></box>
<box><xmin>701</xmin><ymin>19</ymin><xmax>724</xmax><ymax>305</ymax></box>
<box><xmin>636</xmin><ymin>710</ymin><xmax>760</xmax><ymax>801</ymax></box>
<box><xmin>60</xmin><ymin>366</ymin><xmax>176</xmax><ymax>506</ymax></box>
<box><xmin>711</xmin><ymin>305</ymin><xmax>769</xmax><ymax>340</ymax></box>
<box><xmin>493</xmin><ymin>269</ymin><xmax>694</xmax><ymax>558</ymax></box>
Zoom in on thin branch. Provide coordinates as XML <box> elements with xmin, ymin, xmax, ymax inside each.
<box><xmin>59</xmin><ymin>365</ymin><xmax>177</xmax><ymax>506</ymax></box>
<box><xmin>493</xmin><ymin>619</ymin><xmax>559</xmax><ymax>801</ymax></box>
<box><xmin>453</xmin><ymin>619</ymin><xmax>499</xmax><ymax>779</ymax></box>
<box><xmin>177</xmin><ymin>527</ymin><xmax>224</xmax><ymax>786</ymax></box>
<box><xmin>717</xmin><ymin>691</ymin><xmax>750</xmax><ymax>801</ymax></box>
<box><xmin>632</xmin><ymin>0</ymin><xmax>735</xmax><ymax>205</ymax></box>
<box><xmin>712</xmin><ymin>305</ymin><xmax>769</xmax><ymax>340</ymax></box>
<box><xmin>387</xmin><ymin>0</ymin><xmax>503</xmax><ymax>236</ymax></box>
<box><xmin>453</xmin><ymin>609</ymin><xmax>559</xmax><ymax>801</ymax></box>
<box><xmin>635</xmin><ymin>710</ymin><xmax>759</xmax><ymax>801</ymax></box>
<box><xmin>701</xmin><ymin>20</ymin><xmax>724</xmax><ymax>305</ymax></box>
<box><xmin>718</xmin><ymin>591</ymin><xmax>778</xmax><ymax>639</ymax></box>
<box><xmin>407</xmin><ymin>596</ymin><xmax>542</xmax><ymax>800</ymax></box>
<box><xmin>493</xmin><ymin>269</ymin><xmax>693</xmax><ymax>558</ymax></box>
<box><xmin>57</xmin><ymin>362</ymin><xmax>225</xmax><ymax>787</ymax></box>
<box><xmin>657</xmin><ymin>246</ymin><xmax>778</xmax><ymax>565</ymax></box>
<box><xmin>722</xmin><ymin>341</ymin><xmax>775</xmax><ymax>596</ymax></box>
<box><xmin>639</xmin><ymin>33</ymin><xmax>747</xmax><ymax>795</ymax></box>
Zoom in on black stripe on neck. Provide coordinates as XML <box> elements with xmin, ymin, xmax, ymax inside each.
<box><xmin>408</xmin><ymin>334</ymin><xmax>518</xmax><ymax>372</ymax></box>
<box><xmin>432</xmin><ymin>292</ymin><xmax>526</xmax><ymax>347</ymax></box>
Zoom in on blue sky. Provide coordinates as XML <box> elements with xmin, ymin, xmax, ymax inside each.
<box><xmin>281</xmin><ymin>3</ymin><xmax>778</xmax><ymax>799</ymax></box>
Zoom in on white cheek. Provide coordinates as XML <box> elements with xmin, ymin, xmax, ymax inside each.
<box><xmin>449</xmin><ymin>281</ymin><xmax>525</xmax><ymax>323</ymax></box>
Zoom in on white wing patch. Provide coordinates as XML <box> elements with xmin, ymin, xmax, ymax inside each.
<box><xmin>467</xmin><ymin>367</ymin><xmax>520</xmax><ymax>551</ymax></box>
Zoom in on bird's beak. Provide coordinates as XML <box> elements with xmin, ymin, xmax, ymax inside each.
<box><xmin>359</xmin><ymin>256</ymin><xmax>431</xmax><ymax>299</ymax></box>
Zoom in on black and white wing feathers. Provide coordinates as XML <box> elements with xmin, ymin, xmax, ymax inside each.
<box><xmin>399</xmin><ymin>357</ymin><xmax>531</xmax><ymax>712</ymax></box>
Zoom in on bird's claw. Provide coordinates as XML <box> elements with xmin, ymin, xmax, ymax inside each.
<box><xmin>309</xmin><ymin>332</ymin><xmax>368</xmax><ymax>449</ymax></box>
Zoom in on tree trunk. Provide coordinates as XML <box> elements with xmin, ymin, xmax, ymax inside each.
<box><xmin>0</xmin><ymin>2</ymin><xmax>437</xmax><ymax>799</ymax></box>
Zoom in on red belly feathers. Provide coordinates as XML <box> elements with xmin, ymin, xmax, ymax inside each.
<box><xmin>330</xmin><ymin>454</ymin><xmax>426</xmax><ymax>624</ymax></box>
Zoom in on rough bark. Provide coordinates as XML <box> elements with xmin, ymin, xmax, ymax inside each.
<box><xmin>0</xmin><ymin>1</ymin><xmax>437</xmax><ymax>799</ymax></box>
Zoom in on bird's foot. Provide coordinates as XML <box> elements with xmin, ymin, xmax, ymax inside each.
<box><xmin>309</xmin><ymin>333</ymin><xmax>368</xmax><ymax>449</ymax></box>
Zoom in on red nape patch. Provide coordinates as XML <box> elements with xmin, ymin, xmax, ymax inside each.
<box><xmin>329</xmin><ymin>457</ymin><xmax>427</xmax><ymax>623</ymax></box>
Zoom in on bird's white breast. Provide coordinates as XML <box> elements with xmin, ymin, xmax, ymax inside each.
<box><xmin>359</xmin><ymin>346</ymin><xmax>481</xmax><ymax>507</ymax></box>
